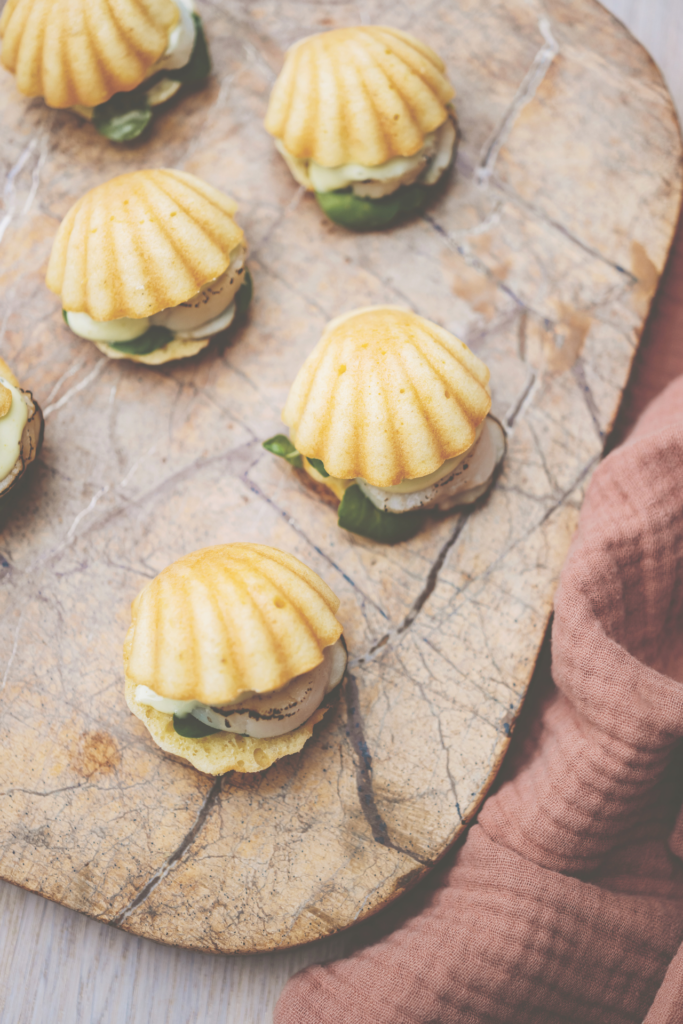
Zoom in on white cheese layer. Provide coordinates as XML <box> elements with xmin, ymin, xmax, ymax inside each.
<box><xmin>148</xmin><ymin>0</ymin><xmax>196</xmax><ymax>75</ymax></box>
<box><xmin>358</xmin><ymin>417</ymin><xmax>506</xmax><ymax>513</ymax></box>
<box><xmin>65</xmin><ymin>248</ymin><xmax>246</xmax><ymax>344</ymax></box>
<box><xmin>0</xmin><ymin>377</ymin><xmax>28</xmax><ymax>481</ymax></box>
<box><xmin>277</xmin><ymin>117</ymin><xmax>456</xmax><ymax>198</ymax></box>
<box><xmin>151</xmin><ymin>247</ymin><xmax>246</xmax><ymax>333</ymax></box>
<box><xmin>135</xmin><ymin>636</ymin><xmax>347</xmax><ymax>739</ymax></box>
<box><xmin>173</xmin><ymin>299</ymin><xmax>237</xmax><ymax>341</ymax></box>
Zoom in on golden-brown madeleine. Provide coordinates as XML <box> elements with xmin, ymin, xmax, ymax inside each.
<box><xmin>0</xmin><ymin>0</ymin><xmax>210</xmax><ymax>141</ymax></box>
<box><xmin>265</xmin><ymin>26</ymin><xmax>457</xmax><ymax>230</ymax></box>
<box><xmin>0</xmin><ymin>356</ymin><xmax>43</xmax><ymax>501</ymax></box>
<box><xmin>264</xmin><ymin>307</ymin><xmax>506</xmax><ymax>543</ymax></box>
<box><xmin>0</xmin><ymin>0</ymin><xmax>177</xmax><ymax>107</ymax></box>
<box><xmin>283</xmin><ymin>306</ymin><xmax>491</xmax><ymax>487</ymax></box>
<box><xmin>47</xmin><ymin>169</ymin><xmax>252</xmax><ymax>364</ymax></box>
<box><xmin>124</xmin><ymin>544</ymin><xmax>347</xmax><ymax>774</ymax></box>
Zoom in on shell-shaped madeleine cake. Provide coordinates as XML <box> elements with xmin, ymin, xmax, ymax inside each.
<box><xmin>46</xmin><ymin>169</ymin><xmax>245</xmax><ymax>322</ymax></box>
<box><xmin>265</xmin><ymin>26</ymin><xmax>455</xmax><ymax>168</ymax></box>
<box><xmin>124</xmin><ymin>544</ymin><xmax>343</xmax><ymax>706</ymax></box>
<box><xmin>0</xmin><ymin>355</ymin><xmax>44</xmax><ymax>502</ymax></box>
<box><xmin>283</xmin><ymin>307</ymin><xmax>492</xmax><ymax>488</ymax></box>
<box><xmin>0</xmin><ymin>0</ymin><xmax>179</xmax><ymax>108</ymax></box>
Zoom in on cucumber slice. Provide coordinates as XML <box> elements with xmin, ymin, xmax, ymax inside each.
<box><xmin>102</xmin><ymin>269</ymin><xmax>250</xmax><ymax>356</ymax></box>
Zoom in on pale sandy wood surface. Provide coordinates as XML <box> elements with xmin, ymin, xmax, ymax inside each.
<box><xmin>604</xmin><ymin>0</ymin><xmax>683</xmax><ymax>114</ymax></box>
<box><xmin>1</xmin><ymin>0</ymin><xmax>682</xmax><ymax>1021</ymax></box>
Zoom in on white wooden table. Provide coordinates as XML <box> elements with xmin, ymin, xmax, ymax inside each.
<box><xmin>1</xmin><ymin>2</ymin><xmax>681</xmax><ymax>1022</ymax></box>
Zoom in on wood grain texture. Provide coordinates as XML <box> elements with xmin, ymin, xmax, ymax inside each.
<box><xmin>603</xmin><ymin>0</ymin><xmax>683</xmax><ymax>115</ymax></box>
<box><xmin>1</xmin><ymin>0</ymin><xmax>682</xmax><ymax>1017</ymax></box>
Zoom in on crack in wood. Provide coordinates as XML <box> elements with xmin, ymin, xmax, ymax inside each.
<box><xmin>109</xmin><ymin>776</ymin><xmax>223</xmax><ymax>927</ymax></box>
<box><xmin>351</xmin><ymin>513</ymin><xmax>470</xmax><ymax>669</ymax></box>
<box><xmin>478</xmin><ymin>16</ymin><xmax>559</xmax><ymax>181</ymax></box>
<box><xmin>536</xmin><ymin>455</ymin><xmax>600</xmax><ymax>528</ymax></box>
<box><xmin>490</xmin><ymin>176</ymin><xmax>638</xmax><ymax>279</ymax></box>
<box><xmin>573</xmin><ymin>358</ymin><xmax>606</xmax><ymax>441</ymax></box>
<box><xmin>43</xmin><ymin>360</ymin><xmax>108</xmax><ymax>419</ymax></box>
<box><xmin>0</xmin><ymin>125</ymin><xmax>52</xmax><ymax>249</ymax></box>
<box><xmin>242</xmin><ymin>471</ymin><xmax>390</xmax><ymax>621</ymax></box>
<box><xmin>0</xmin><ymin>0</ymin><xmax>678</xmax><ymax>956</ymax></box>
<box><xmin>425</xmin><ymin>213</ymin><xmax>530</xmax><ymax>313</ymax></box>
<box><xmin>506</xmin><ymin>370</ymin><xmax>538</xmax><ymax>429</ymax></box>
<box><xmin>26</xmin><ymin>441</ymin><xmax>262</xmax><ymax>575</ymax></box>
<box><xmin>343</xmin><ymin>673</ymin><xmax>430</xmax><ymax>866</ymax></box>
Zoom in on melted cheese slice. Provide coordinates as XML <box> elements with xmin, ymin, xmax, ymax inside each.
<box><xmin>277</xmin><ymin>118</ymin><xmax>455</xmax><ymax>196</ymax></box>
<box><xmin>65</xmin><ymin>248</ymin><xmax>246</xmax><ymax>344</ymax></box>
<box><xmin>135</xmin><ymin>637</ymin><xmax>347</xmax><ymax>739</ymax></box>
<box><xmin>152</xmin><ymin>248</ymin><xmax>246</xmax><ymax>333</ymax></box>
<box><xmin>0</xmin><ymin>377</ymin><xmax>28</xmax><ymax>481</ymax></box>
<box><xmin>151</xmin><ymin>0</ymin><xmax>196</xmax><ymax>74</ymax></box>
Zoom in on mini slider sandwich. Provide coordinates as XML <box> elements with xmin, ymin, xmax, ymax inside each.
<box><xmin>264</xmin><ymin>307</ymin><xmax>506</xmax><ymax>543</ymax></box>
<box><xmin>265</xmin><ymin>26</ymin><xmax>457</xmax><ymax>231</ymax></box>
<box><xmin>47</xmin><ymin>169</ymin><xmax>252</xmax><ymax>365</ymax></box>
<box><xmin>0</xmin><ymin>0</ymin><xmax>210</xmax><ymax>141</ymax></box>
<box><xmin>125</xmin><ymin>544</ymin><xmax>347</xmax><ymax>774</ymax></box>
<box><xmin>0</xmin><ymin>357</ymin><xmax>43</xmax><ymax>502</ymax></box>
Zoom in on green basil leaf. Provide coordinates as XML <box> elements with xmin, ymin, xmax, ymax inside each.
<box><xmin>107</xmin><ymin>325</ymin><xmax>174</xmax><ymax>355</ymax></box>
<box><xmin>167</xmin><ymin>15</ymin><xmax>211</xmax><ymax>86</ymax></box>
<box><xmin>62</xmin><ymin>309</ymin><xmax>69</xmax><ymax>324</ymax></box>
<box><xmin>337</xmin><ymin>484</ymin><xmax>426</xmax><ymax>543</ymax></box>
<box><xmin>233</xmin><ymin>267</ymin><xmax>253</xmax><ymax>322</ymax></box>
<box><xmin>93</xmin><ymin>100</ymin><xmax>152</xmax><ymax>141</ymax></box>
<box><xmin>314</xmin><ymin>127</ymin><xmax>456</xmax><ymax>231</ymax></box>
<box><xmin>263</xmin><ymin>434</ymin><xmax>303</xmax><ymax>469</ymax></box>
<box><xmin>91</xmin><ymin>16</ymin><xmax>209</xmax><ymax>143</ymax></box>
<box><xmin>173</xmin><ymin>714</ymin><xmax>220</xmax><ymax>738</ymax></box>
<box><xmin>315</xmin><ymin>181</ymin><xmax>432</xmax><ymax>232</ymax></box>
<box><xmin>307</xmin><ymin>457</ymin><xmax>329</xmax><ymax>478</ymax></box>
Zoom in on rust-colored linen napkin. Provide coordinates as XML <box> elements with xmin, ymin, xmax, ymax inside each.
<box><xmin>275</xmin><ymin>310</ymin><xmax>683</xmax><ymax>1019</ymax></box>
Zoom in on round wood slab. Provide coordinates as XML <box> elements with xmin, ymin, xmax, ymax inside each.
<box><xmin>0</xmin><ymin>0</ymin><xmax>680</xmax><ymax>955</ymax></box>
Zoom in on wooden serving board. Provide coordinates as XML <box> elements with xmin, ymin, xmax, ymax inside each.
<box><xmin>0</xmin><ymin>0</ymin><xmax>680</xmax><ymax>956</ymax></box>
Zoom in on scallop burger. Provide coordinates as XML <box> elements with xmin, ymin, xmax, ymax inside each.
<box><xmin>47</xmin><ymin>169</ymin><xmax>252</xmax><ymax>365</ymax></box>
<box><xmin>125</xmin><ymin>544</ymin><xmax>347</xmax><ymax>774</ymax></box>
<box><xmin>264</xmin><ymin>306</ymin><xmax>506</xmax><ymax>543</ymax></box>
<box><xmin>265</xmin><ymin>26</ymin><xmax>457</xmax><ymax>231</ymax></box>
<box><xmin>0</xmin><ymin>0</ymin><xmax>210</xmax><ymax>141</ymax></box>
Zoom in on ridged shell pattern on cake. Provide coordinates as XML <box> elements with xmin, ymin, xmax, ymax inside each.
<box><xmin>283</xmin><ymin>306</ymin><xmax>491</xmax><ymax>487</ymax></box>
<box><xmin>265</xmin><ymin>26</ymin><xmax>455</xmax><ymax>168</ymax></box>
<box><xmin>124</xmin><ymin>544</ymin><xmax>343</xmax><ymax>705</ymax></box>
<box><xmin>0</xmin><ymin>0</ymin><xmax>179</xmax><ymax>108</ymax></box>
<box><xmin>46</xmin><ymin>170</ymin><xmax>245</xmax><ymax>322</ymax></box>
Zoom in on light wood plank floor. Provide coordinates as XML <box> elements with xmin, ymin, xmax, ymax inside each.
<box><xmin>1</xmin><ymin>2</ymin><xmax>681</xmax><ymax>1022</ymax></box>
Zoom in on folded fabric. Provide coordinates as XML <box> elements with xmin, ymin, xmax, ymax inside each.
<box><xmin>275</xmin><ymin>375</ymin><xmax>683</xmax><ymax>1024</ymax></box>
